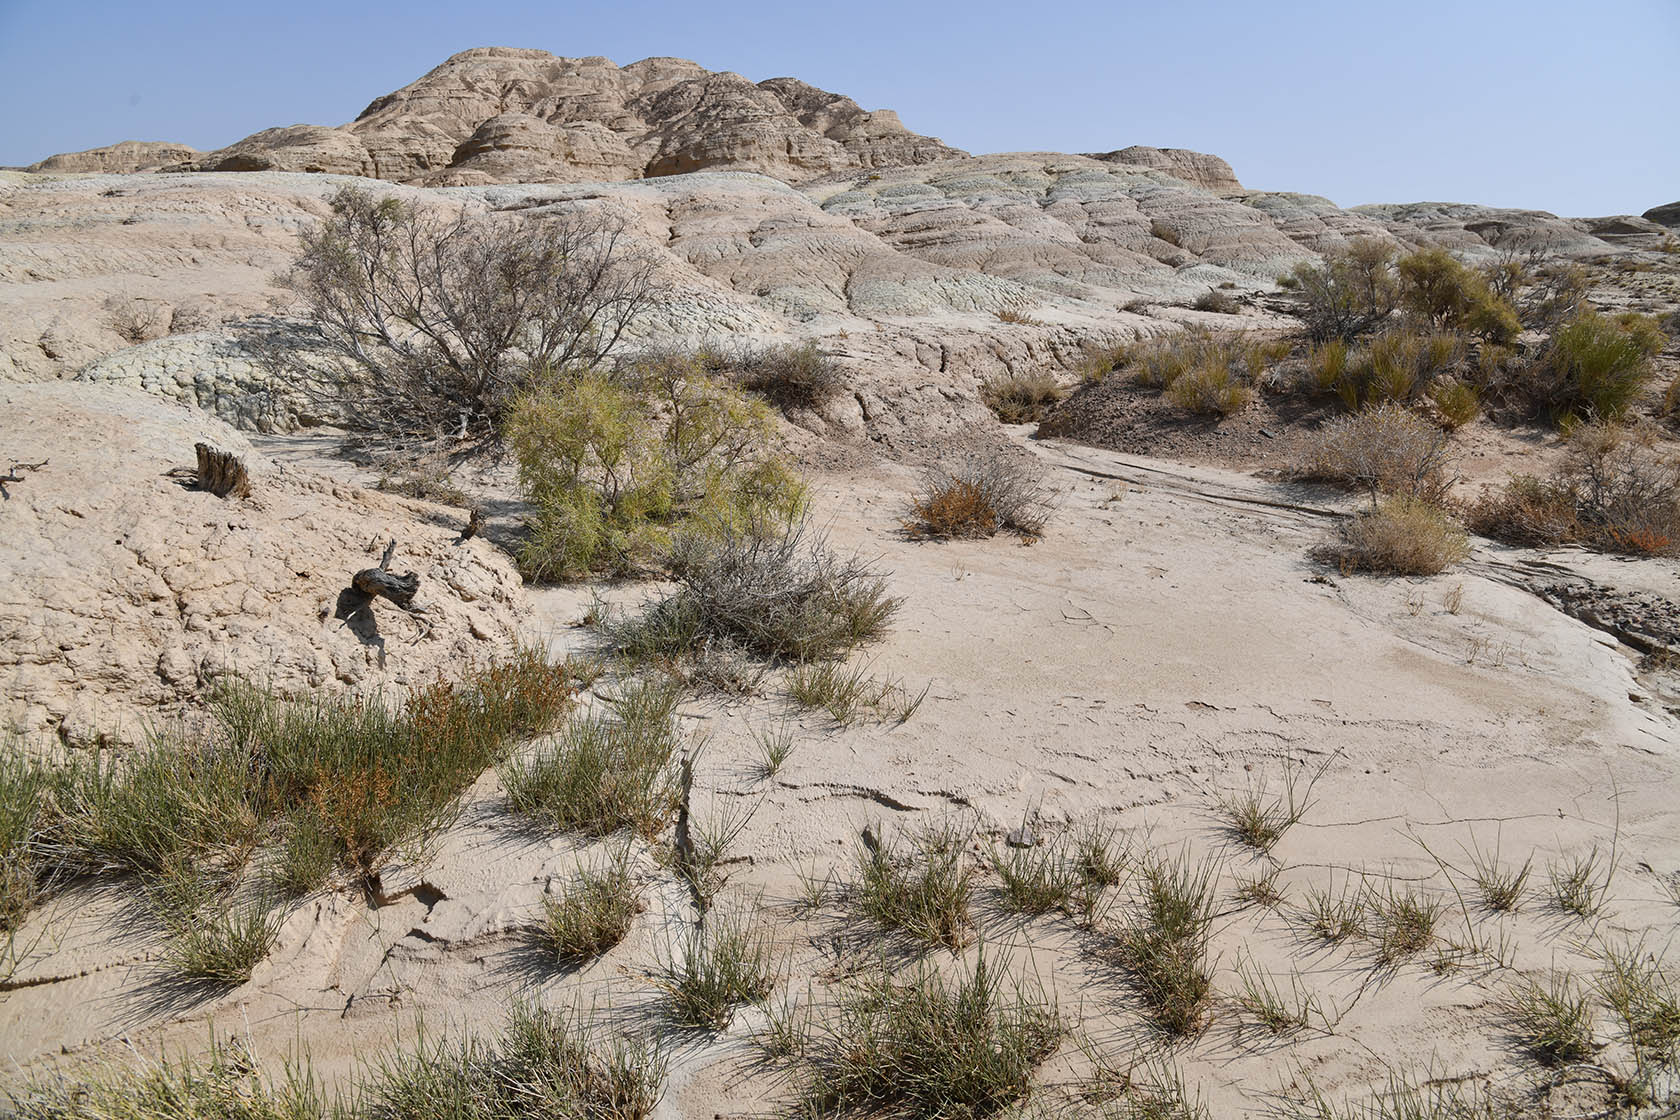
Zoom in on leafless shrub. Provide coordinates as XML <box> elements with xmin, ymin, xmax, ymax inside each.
<box><xmin>105</xmin><ymin>292</ymin><xmax>165</xmax><ymax>343</ymax></box>
<box><xmin>1320</xmin><ymin>497</ymin><xmax>1469</xmax><ymax>576</ymax></box>
<box><xmin>1192</xmin><ymin>288</ymin><xmax>1239</xmax><ymax>314</ymax></box>
<box><xmin>1285</xmin><ymin>238</ymin><xmax>1399</xmax><ymax>342</ymax></box>
<box><xmin>905</xmin><ymin>450</ymin><xmax>1052</xmax><ymax>540</ymax></box>
<box><xmin>246</xmin><ymin>186</ymin><xmax>660</xmax><ymax>451</ymax></box>
<box><xmin>1293</xmin><ymin>404</ymin><xmax>1457</xmax><ymax>502</ymax></box>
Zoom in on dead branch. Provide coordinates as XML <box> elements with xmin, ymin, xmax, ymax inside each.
<box><xmin>351</xmin><ymin>538</ymin><xmax>420</xmax><ymax>611</ymax></box>
<box><xmin>0</xmin><ymin>459</ymin><xmax>47</xmax><ymax>500</ymax></box>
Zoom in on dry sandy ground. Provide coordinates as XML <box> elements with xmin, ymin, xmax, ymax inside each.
<box><xmin>3</xmin><ymin>431</ymin><xmax>1678</xmax><ymax>1116</ymax></box>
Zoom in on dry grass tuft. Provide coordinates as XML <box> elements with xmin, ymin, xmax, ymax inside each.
<box><xmin>532</xmin><ymin>851</ymin><xmax>642</xmax><ymax>966</ymax></box>
<box><xmin>980</xmin><ymin>371</ymin><xmax>1066</xmax><ymax>423</ymax></box>
<box><xmin>906</xmin><ymin>451</ymin><xmax>1053</xmax><ymax>540</ymax></box>
<box><xmin>1293</xmin><ymin>403</ymin><xmax>1455</xmax><ymax>502</ymax></box>
<box><xmin>850</xmin><ymin>823</ymin><xmax>974</xmax><ymax>950</ymax></box>
<box><xmin>1321</xmin><ymin>497</ymin><xmax>1469</xmax><ymax>576</ymax></box>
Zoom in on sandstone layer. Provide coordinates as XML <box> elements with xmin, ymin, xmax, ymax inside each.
<box><xmin>24</xmin><ymin>140</ymin><xmax>199</xmax><ymax>175</ymax></box>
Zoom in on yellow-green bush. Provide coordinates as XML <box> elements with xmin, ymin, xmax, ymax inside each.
<box><xmin>1429</xmin><ymin>379</ymin><xmax>1481</xmax><ymax>429</ymax></box>
<box><xmin>1396</xmin><ymin>248</ymin><xmax>1521</xmax><ymax>344</ymax></box>
<box><xmin>1532</xmin><ymin>309</ymin><xmax>1667</xmax><ymax>424</ymax></box>
<box><xmin>1327</xmin><ymin>327</ymin><xmax>1465</xmax><ymax>410</ymax></box>
<box><xmin>1124</xmin><ymin>330</ymin><xmax>1284</xmax><ymax>415</ymax></box>
<box><xmin>1285</xmin><ymin>237</ymin><xmax>1399</xmax><ymax>342</ymax></box>
<box><xmin>1166</xmin><ymin>361</ymin><xmax>1253</xmax><ymax>415</ymax></box>
<box><xmin>1323</xmin><ymin>496</ymin><xmax>1470</xmax><ymax>576</ymax></box>
<box><xmin>508</xmin><ymin>353</ymin><xmax>805</xmax><ymax>581</ymax></box>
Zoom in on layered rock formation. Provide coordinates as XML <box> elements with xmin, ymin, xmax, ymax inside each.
<box><xmin>0</xmin><ymin>381</ymin><xmax>526</xmax><ymax>742</ymax></box>
<box><xmin>1087</xmin><ymin>145</ymin><xmax>1244</xmax><ymax>194</ymax></box>
<box><xmin>25</xmin><ymin>140</ymin><xmax>198</xmax><ymax>174</ymax></box>
<box><xmin>184</xmin><ymin>47</ymin><xmax>967</xmax><ymax>185</ymax></box>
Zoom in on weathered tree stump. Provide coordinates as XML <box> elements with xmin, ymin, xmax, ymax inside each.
<box><xmin>194</xmin><ymin>443</ymin><xmax>250</xmax><ymax>498</ymax></box>
<box><xmin>351</xmin><ymin>539</ymin><xmax>420</xmax><ymax>611</ymax></box>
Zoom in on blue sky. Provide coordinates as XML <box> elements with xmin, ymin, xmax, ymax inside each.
<box><xmin>2</xmin><ymin>0</ymin><xmax>1675</xmax><ymax>216</ymax></box>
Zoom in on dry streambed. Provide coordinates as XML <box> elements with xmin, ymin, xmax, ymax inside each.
<box><xmin>3</xmin><ymin>440</ymin><xmax>1679</xmax><ymax>1118</ymax></box>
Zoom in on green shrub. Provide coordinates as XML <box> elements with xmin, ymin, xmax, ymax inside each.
<box><xmin>980</xmin><ymin>372</ymin><xmax>1066</xmax><ymax>424</ymax></box>
<box><xmin>507</xmin><ymin>353</ymin><xmax>806</xmax><ymax>581</ymax></box>
<box><xmin>1530</xmin><ymin>308</ymin><xmax>1666</xmax><ymax>423</ymax></box>
<box><xmin>1395</xmin><ymin>248</ymin><xmax>1521</xmax><ymax>343</ymax></box>
<box><xmin>731</xmin><ymin>342</ymin><xmax>847</xmax><ymax>410</ymax></box>
<box><xmin>1124</xmin><ymin>330</ymin><xmax>1280</xmax><ymax>415</ymax></box>
<box><xmin>1165</xmin><ymin>361</ymin><xmax>1252</xmax><ymax>415</ymax></box>
<box><xmin>1330</xmin><ymin>328</ymin><xmax>1465</xmax><ymax>410</ymax></box>
<box><xmin>1428</xmin><ymin>379</ymin><xmax>1481</xmax><ymax>429</ymax></box>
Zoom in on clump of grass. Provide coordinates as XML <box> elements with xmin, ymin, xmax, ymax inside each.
<box><xmin>365</xmin><ymin>1001</ymin><xmax>665</xmax><ymax>1119</ymax></box>
<box><xmin>612</xmin><ymin>516</ymin><xmax>901</xmax><ymax>668</ymax></box>
<box><xmin>1164</xmin><ymin>360</ymin><xmax>1252</xmax><ymax>416</ymax></box>
<box><xmin>533</xmin><ymin>851</ymin><xmax>642</xmax><ymax>966</ymax></box>
<box><xmin>1465</xmin><ymin>839</ymin><xmax>1531</xmax><ymax>913</ymax></box>
<box><xmin>756</xmin><ymin>989</ymin><xmax>813</xmax><ymax>1061</ymax></box>
<box><xmin>1299</xmin><ymin>875</ymin><xmax>1365</xmax><ymax>943</ymax></box>
<box><xmin>752</xmin><ymin>723</ymin><xmax>796</xmax><ymax>781</ymax></box>
<box><xmin>660</xmin><ymin>909</ymin><xmax>779</xmax><ymax>1030</ymax></box>
<box><xmin>501</xmin><ymin>678</ymin><xmax>684</xmax><ymax>839</ymax></box>
<box><xmin>1365</xmin><ymin>882</ymin><xmax>1444</xmax><ymax>965</ymax></box>
<box><xmin>0</xmin><ymin>746</ymin><xmax>56</xmax><ymax>931</ymax></box>
<box><xmin>1274</xmin><ymin>1070</ymin><xmax>1512</xmax><ymax>1120</ymax></box>
<box><xmin>1233</xmin><ymin>953</ymin><xmax>1318</xmax><ymax>1034</ymax></box>
<box><xmin>1232</xmin><ymin>864</ymin><xmax>1285</xmax><ymax>910</ymax></box>
<box><xmin>1597</xmin><ymin>939</ymin><xmax>1680</xmax><ymax>1060</ymax></box>
<box><xmin>1547</xmin><ymin>845</ymin><xmax>1613</xmax><ymax>919</ymax></box>
<box><xmin>1216</xmin><ymin>766</ymin><xmax>1319</xmax><ymax>854</ymax></box>
<box><xmin>162</xmin><ymin>897</ymin><xmax>285</xmax><ymax>984</ymax></box>
<box><xmin>800</xmin><ymin>950</ymin><xmax>1065</xmax><ymax>1118</ymax></box>
<box><xmin>988</xmin><ymin>837</ymin><xmax>1082</xmax><ymax>917</ymax></box>
<box><xmin>1192</xmin><ymin>288</ymin><xmax>1239</xmax><ymax>314</ymax></box>
<box><xmin>1116</xmin><ymin>850</ymin><xmax>1219</xmax><ymax>1035</ymax></box>
<box><xmin>1429</xmin><ymin>379</ymin><xmax>1481</xmax><ymax>430</ymax></box>
<box><xmin>787</xmin><ymin>661</ymin><xmax>927</xmax><ymax>726</ymax></box>
<box><xmin>1073</xmin><ymin>822</ymin><xmax>1129</xmax><ymax>890</ymax></box>
<box><xmin>851</xmin><ymin>824</ymin><xmax>974</xmax><ymax>949</ymax></box>
<box><xmin>1505</xmin><ymin>971</ymin><xmax>1595</xmax><ymax>1065</ymax></box>
<box><xmin>732</xmin><ymin>341</ymin><xmax>847</xmax><ymax>410</ymax></box>
<box><xmin>905</xmin><ymin>450</ymin><xmax>1053</xmax><ymax>540</ymax></box>
<box><xmin>980</xmin><ymin>371</ymin><xmax>1066</xmax><ymax>423</ymax></box>
<box><xmin>1321</xmin><ymin>497</ymin><xmax>1469</xmax><ymax>577</ymax></box>
<box><xmin>994</xmin><ymin>306</ymin><xmax>1043</xmax><ymax>326</ymax></box>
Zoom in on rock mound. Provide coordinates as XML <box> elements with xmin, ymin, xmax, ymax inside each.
<box><xmin>1088</xmin><ymin>145</ymin><xmax>1244</xmax><ymax>193</ymax></box>
<box><xmin>185</xmin><ymin>47</ymin><xmax>965</xmax><ymax>186</ymax></box>
<box><xmin>1644</xmin><ymin>200</ymin><xmax>1680</xmax><ymax>228</ymax></box>
<box><xmin>0</xmin><ymin>381</ymin><xmax>526</xmax><ymax>744</ymax></box>
<box><xmin>26</xmin><ymin>140</ymin><xmax>198</xmax><ymax>174</ymax></box>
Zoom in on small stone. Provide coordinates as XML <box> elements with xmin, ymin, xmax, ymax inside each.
<box><xmin>1005</xmin><ymin>826</ymin><xmax>1036</xmax><ymax>849</ymax></box>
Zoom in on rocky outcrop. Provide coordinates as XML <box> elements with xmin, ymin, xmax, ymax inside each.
<box><xmin>1088</xmin><ymin>146</ymin><xmax>1244</xmax><ymax>194</ymax></box>
<box><xmin>190</xmin><ymin>124</ymin><xmax>376</xmax><ymax>176</ymax></box>
<box><xmin>1350</xmin><ymin>201</ymin><xmax>1617</xmax><ymax>259</ymax></box>
<box><xmin>26</xmin><ymin>140</ymin><xmax>198</xmax><ymax>174</ymax></box>
<box><xmin>183</xmin><ymin>47</ymin><xmax>965</xmax><ymax>186</ymax></box>
<box><xmin>1644</xmin><ymin>201</ymin><xmax>1680</xmax><ymax>228</ymax></box>
<box><xmin>0</xmin><ymin>381</ymin><xmax>525</xmax><ymax>743</ymax></box>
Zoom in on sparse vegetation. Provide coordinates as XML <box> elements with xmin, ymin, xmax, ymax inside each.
<box><xmin>988</xmin><ymin>837</ymin><xmax>1083</xmax><ymax>917</ymax></box>
<box><xmin>659</xmin><ymin>907</ymin><xmax>778</xmax><ymax>1030</ymax></box>
<box><xmin>1321</xmin><ymin>496</ymin><xmax>1469</xmax><ymax>576</ymax></box>
<box><xmin>533</xmin><ymin>851</ymin><xmax>642</xmax><ymax>965</ymax></box>
<box><xmin>1597</xmin><ymin>939</ymin><xmax>1680</xmax><ymax>1060</ymax></box>
<box><xmin>1466</xmin><ymin>842</ymin><xmax>1531</xmax><ymax>913</ymax></box>
<box><xmin>1365</xmin><ymin>882</ymin><xmax>1444</xmax><ymax>965</ymax></box>
<box><xmin>799</xmin><ymin>951</ymin><xmax>1065</xmax><ymax>1118</ymax></box>
<box><xmin>851</xmin><ymin>824</ymin><xmax>975</xmax><ymax>949</ymax></box>
<box><xmin>905</xmin><ymin>450</ymin><xmax>1052</xmax><ymax>540</ymax></box>
<box><xmin>1115</xmin><ymin>850</ymin><xmax>1219</xmax><ymax>1035</ymax></box>
<box><xmin>1192</xmin><ymin>288</ymin><xmax>1239</xmax><ymax>314</ymax></box>
<box><xmin>1505</xmin><ymin>971</ymin><xmax>1595</xmax><ymax>1065</ymax></box>
<box><xmin>162</xmin><ymin>897</ymin><xmax>285</xmax><ymax>984</ymax></box>
<box><xmin>105</xmin><ymin>292</ymin><xmax>166</xmax><ymax>343</ymax></box>
<box><xmin>501</xmin><ymin>678</ymin><xmax>684</xmax><ymax>839</ymax></box>
<box><xmin>1285</xmin><ymin>238</ymin><xmax>1400</xmax><ymax>342</ymax></box>
<box><xmin>1217</xmin><ymin>767</ymin><xmax>1317</xmax><ymax>854</ymax></box>
<box><xmin>1547</xmin><ymin>845</ymin><xmax>1613</xmax><ymax>919</ymax></box>
<box><xmin>787</xmin><ymin>660</ymin><xmax>927</xmax><ymax>726</ymax></box>
<box><xmin>1234</xmin><ymin>953</ymin><xmax>1318</xmax><ymax>1033</ymax></box>
<box><xmin>1526</xmin><ymin>309</ymin><xmax>1667</xmax><ymax>424</ymax></box>
<box><xmin>1299</xmin><ymin>875</ymin><xmax>1365</xmax><ymax>943</ymax></box>
<box><xmin>1469</xmin><ymin>421</ymin><xmax>1680</xmax><ymax>557</ymax></box>
<box><xmin>980</xmin><ymin>371</ymin><xmax>1066</xmax><ymax>423</ymax></box>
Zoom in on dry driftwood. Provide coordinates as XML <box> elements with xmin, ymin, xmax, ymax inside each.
<box><xmin>1</xmin><ymin>459</ymin><xmax>46</xmax><ymax>499</ymax></box>
<box><xmin>352</xmin><ymin>539</ymin><xmax>420</xmax><ymax>611</ymax></box>
<box><xmin>194</xmin><ymin>443</ymin><xmax>250</xmax><ymax>498</ymax></box>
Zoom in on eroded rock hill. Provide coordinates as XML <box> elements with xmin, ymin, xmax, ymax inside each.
<box><xmin>176</xmin><ymin>47</ymin><xmax>967</xmax><ymax>185</ymax></box>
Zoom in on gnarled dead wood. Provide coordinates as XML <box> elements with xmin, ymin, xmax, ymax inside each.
<box><xmin>1</xmin><ymin>459</ymin><xmax>46</xmax><ymax>500</ymax></box>
<box><xmin>352</xmin><ymin>539</ymin><xmax>420</xmax><ymax>611</ymax></box>
<box><xmin>194</xmin><ymin>443</ymin><xmax>250</xmax><ymax>498</ymax></box>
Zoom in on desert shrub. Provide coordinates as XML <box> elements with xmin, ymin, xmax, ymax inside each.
<box><xmin>1125</xmin><ymin>330</ymin><xmax>1277</xmax><ymax>415</ymax></box>
<box><xmin>851</xmin><ymin>824</ymin><xmax>974</xmax><ymax>949</ymax></box>
<box><xmin>800</xmin><ymin>951</ymin><xmax>1065</xmax><ymax>1118</ymax></box>
<box><xmin>1285</xmin><ymin>237</ymin><xmax>1399</xmax><ymax>342</ymax></box>
<box><xmin>979</xmin><ymin>371</ymin><xmax>1066</xmax><ymax>423</ymax></box>
<box><xmin>660</xmin><ymin>908</ymin><xmax>779</xmax><ymax>1029</ymax></box>
<box><xmin>1192</xmin><ymin>288</ymin><xmax>1238</xmax><ymax>314</ymax></box>
<box><xmin>1293</xmin><ymin>404</ymin><xmax>1456</xmax><ymax>501</ymax></box>
<box><xmin>1321</xmin><ymin>496</ymin><xmax>1470</xmax><ymax>576</ymax></box>
<box><xmin>1074</xmin><ymin>340</ymin><xmax>1134</xmax><ymax>384</ymax></box>
<box><xmin>1469</xmin><ymin>422</ymin><xmax>1680</xmax><ymax>555</ymax></box>
<box><xmin>906</xmin><ymin>451</ymin><xmax>1052</xmax><ymax>539</ymax></box>
<box><xmin>1117</xmin><ymin>851</ymin><xmax>1219</xmax><ymax>1036</ymax></box>
<box><xmin>1429</xmin><ymin>379</ymin><xmax>1481</xmax><ymax>429</ymax></box>
<box><xmin>1519</xmin><ymin>261</ymin><xmax>1590</xmax><ymax>330</ymax></box>
<box><xmin>249</xmin><ymin>187</ymin><xmax>660</xmax><ymax>451</ymax></box>
<box><xmin>994</xmin><ymin>306</ymin><xmax>1042</xmax><ymax>325</ymax></box>
<box><xmin>732</xmin><ymin>342</ymin><xmax>847</xmax><ymax>410</ymax></box>
<box><xmin>609</xmin><ymin>516</ymin><xmax>899</xmax><ymax>668</ymax></box>
<box><xmin>533</xmin><ymin>852</ymin><xmax>642</xmax><ymax>965</ymax></box>
<box><xmin>1528</xmin><ymin>308</ymin><xmax>1667</xmax><ymax>423</ymax></box>
<box><xmin>105</xmin><ymin>292</ymin><xmax>166</xmax><ymax>343</ymax></box>
<box><xmin>1395</xmin><ymin>248</ymin><xmax>1521</xmax><ymax>344</ymax></box>
<box><xmin>1328</xmin><ymin>327</ymin><xmax>1466</xmax><ymax>410</ymax></box>
<box><xmin>507</xmin><ymin>353</ymin><xmax>805</xmax><ymax>581</ymax></box>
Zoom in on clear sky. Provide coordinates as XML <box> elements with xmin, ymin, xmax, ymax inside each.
<box><xmin>2</xmin><ymin>0</ymin><xmax>1675</xmax><ymax>217</ymax></box>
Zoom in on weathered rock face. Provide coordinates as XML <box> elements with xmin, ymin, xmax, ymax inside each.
<box><xmin>183</xmin><ymin>47</ymin><xmax>965</xmax><ymax>186</ymax></box>
<box><xmin>1088</xmin><ymin>146</ymin><xmax>1244</xmax><ymax>194</ymax></box>
<box><xmin>1644</xmin><ymin>201</ymin><xmax>1680</xmax><ymax>228</ymax></box>
<box><xmin>25</xmin><ymin>140</ymin><xmax>199</xmax><ymax>174</ymax></box>
<box><xmin>0</xmin><ymin>381</ymin><xmax>527</xmax><ymax>744</ymax></box>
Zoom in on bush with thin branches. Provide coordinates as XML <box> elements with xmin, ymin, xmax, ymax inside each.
<box><xmin>905</xmin><ymin>451</ymin><xmax>1052</xmax><ymax>540</ymax></box>
<box><xmin>1293</xmin><ymin>404</ymin><xmax>1457</xmax><ymax>502</ymax></box>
